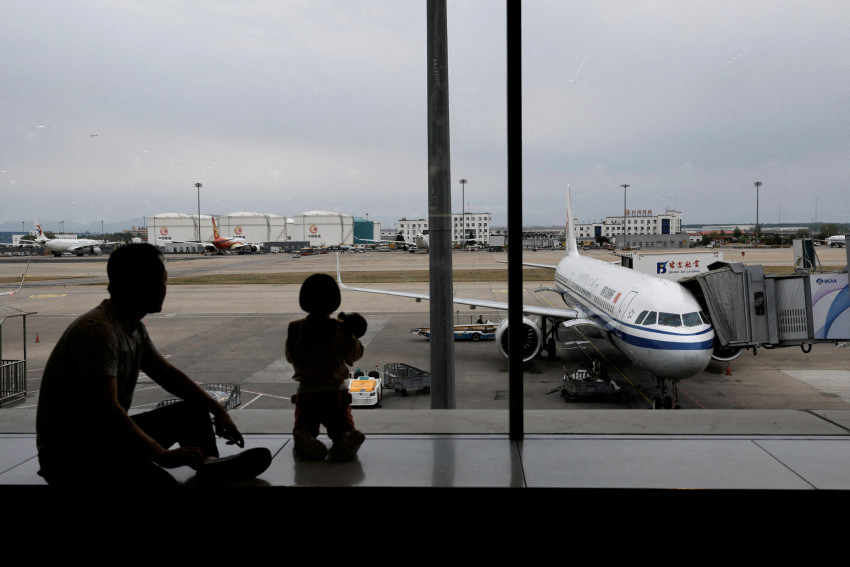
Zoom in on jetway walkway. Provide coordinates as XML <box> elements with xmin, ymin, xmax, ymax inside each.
<box><xmin>681</xmin><ymin>241</ymin><xmax>850</xmax><ymax>355</ymax></box>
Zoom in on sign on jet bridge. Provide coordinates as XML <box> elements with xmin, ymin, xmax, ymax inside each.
<box><xmin>622</xmin><ymin>252</ymin><xmax>722</xmax><ymax>281</ymax></box>
<box><xmin>811</xmin><ymin>273</ymin><xmax>850</xmax><ymax>339</ymax></box>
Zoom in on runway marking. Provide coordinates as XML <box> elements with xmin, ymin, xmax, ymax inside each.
<box><xmin>29</xmin><ymin>293</ymin><xmax>67</xmax><ymax>298</ymax></box>
<box><xmin>239</xmin><ymin>393</ymin><xmax>264</xmax><ymax>409</ymax></box>
<box><xmin>241</xmin><ymin>390</ymin><xmax>294</xmax><ymax>400</ymax></box>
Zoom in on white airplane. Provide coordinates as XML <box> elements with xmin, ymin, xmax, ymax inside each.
<box><xmin>32</xmin><ymin>220</ymin><xmax>115</xmax><ymax>257</ymax></box>
<box><xmin>826</xmin><ymin>234</ymin><xmax>846</xmax><ymax>248</ymax></box>
<box><xmin>357</xmin><ymin>231</ymin><xmax>430</xmax><ymax>252</ymax></box>
<box><xmin>337</xmin><ymin>187</ymin><xmax>733</xmax><ymax>409</ymax></box>
<box><xmin>1</xmin><ymin>262</ymin><xmax>29</xmax><ymax>296</ymax></box>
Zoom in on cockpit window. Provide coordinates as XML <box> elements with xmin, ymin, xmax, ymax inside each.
<box><xmin>642</xmin><ymin>311</ymin><xmax>657</xmax><ymax>325</ymax></box>
<box><xmin>635</xmin><ymin>310</ymin><xmax>648</xmax><ymax>325</ymax></box>
<box><xmin>700</xmin><ymin>311</ymin><xmax>710</xmax><ymax>324</ymax></box>
<box><xmin>658</xmin><ymin>312</ymin><xmax>682</xmax><ymax>327</ymax></box>
<box><xmin>682</xmin><ymin>312</ymin><xmax>702</xmax><ymax>327</ymax></box>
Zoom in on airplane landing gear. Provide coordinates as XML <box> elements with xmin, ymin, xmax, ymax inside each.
<box><xmin>651</xmin><ymin>377</ymin><xmax>681</xmax><ymax>409</ymax></box>
<box><xmin>540</xmin><ymin>317</ymin><xmax>560</xmax><ymax>359</ymax></box>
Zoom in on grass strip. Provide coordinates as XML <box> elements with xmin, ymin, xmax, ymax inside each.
<box><xmin>167</xmin><ymin>268</ymin><xmax>556</xmax><ymax>285</ymax></box>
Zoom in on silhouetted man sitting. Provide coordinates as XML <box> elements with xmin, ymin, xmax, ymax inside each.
<box><xmin>36</xmin><ymin>243</ymin><xmax>270</xmax><ymax>486</ymax></box>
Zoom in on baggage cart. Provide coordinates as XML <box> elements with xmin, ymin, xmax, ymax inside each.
<box><xmin>157</xmin><ymin>382</ymin><xmax>241</xmax><ymax>410</ymax></box>
<box><xmin>383</xmin><ymin>363</ymin><xmax>431</xmax><ymax>397</ymax></box>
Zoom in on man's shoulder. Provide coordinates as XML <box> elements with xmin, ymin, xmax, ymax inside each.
<box><xmin>66</xmin><ymin>301</ymin><xmax>146</xmax><ymax>344</ymax></box>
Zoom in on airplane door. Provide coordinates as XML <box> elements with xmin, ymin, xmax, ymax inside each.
<box><xmin>616</xmin><ymin>291</ymin><xmax>638</xmax><ymax>325</ymax></box>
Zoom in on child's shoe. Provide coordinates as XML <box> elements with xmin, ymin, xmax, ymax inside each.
<box><xmin>328</xmin><ymin>430</ymin><xmax>365</xmax><ymax>462</ymax></box>
<box><xmin>293</xmin><ymin>429</ymin><xmax>328</xmax><ymax>460</ymax></box>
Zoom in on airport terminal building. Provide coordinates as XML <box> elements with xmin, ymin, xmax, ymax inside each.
<box><xmin>396</xmin><ymin>212</ymin><xmax>492</xmax><ymax>245</ymax></box>
<box><xmin>575</xmin><ymin>208</ymin><xmax>683</xmax><ymax>248</ymax></box>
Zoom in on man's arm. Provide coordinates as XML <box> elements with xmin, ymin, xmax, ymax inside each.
<box><xmin>141</xmin><ymin>352</ymin><xmax>245</xmax><ymax>448</ymax></box>
<box><xmin>94</xmin><ymin>375</ymin><xmax>206</xmax><ymax>469</ymax></box>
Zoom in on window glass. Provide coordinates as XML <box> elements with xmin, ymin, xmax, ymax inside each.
<box><xmin>682</xmin><ymin>312</ymin><xmax>702</xmax><ymax>327</ymax></box>
<box><xmin>658</xmin><ymin>312</ymin><xmax>682</xmax><ymax>327</ymax></box>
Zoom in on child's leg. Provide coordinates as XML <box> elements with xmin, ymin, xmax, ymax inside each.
<box><xmin>292</xmin><ymin>393</ymin><xmax>328</xmax><ymax>460</ymax></box>
<box><xmin>325</xmin><ymin>390</ymin><xmax>356</xmax><ymax>443</ymax></box>
<box><xmin>327</xmin><ymin>390</ymin><xmax>364</xmax><ymax>462</ymax></box>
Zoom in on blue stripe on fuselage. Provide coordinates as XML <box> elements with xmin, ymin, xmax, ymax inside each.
<box><xmin>558</xmin><ymin>284</ymin><xmax>713</xmax><ymax>352</ymax></box>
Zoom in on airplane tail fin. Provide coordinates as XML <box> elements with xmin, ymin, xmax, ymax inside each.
<box><xmin>211</xmin><ymin>216</ymin><xmax>220</xmax><ymax>239</ymax></box>
<box><xmin>32</xmin><ymin>219</ymin><xmax>47</xmax><ymax>241</ymax></box>
<box><xmin>566</xmin><ymin>185</ymin><xmax>579</xmax><ymax>257</ymax></box>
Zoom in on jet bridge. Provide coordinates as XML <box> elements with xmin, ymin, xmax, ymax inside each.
<box><xmin>680</xmin><ymin>242</ymin><xmax>849</xmax><ymax>353</ymax></box>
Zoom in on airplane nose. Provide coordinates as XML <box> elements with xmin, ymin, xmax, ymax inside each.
<box><xmin>651</xmin><ymin>347</ymin><xmax>713</xmax><ymax>379</ymax></box>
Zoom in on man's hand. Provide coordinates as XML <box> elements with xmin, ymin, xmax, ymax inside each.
<box><xmin>155</xmin><ymin>446</ymin><xmax>206</xmax><ymax>470</ymax></box>
<box><xmin>213</xmin><ymin>413</ymin><xmax>245</xmax><ymax>448</ymax></box>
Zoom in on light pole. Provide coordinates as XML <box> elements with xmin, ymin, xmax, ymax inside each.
<box><xmin>754</xmin><ymin>181</ymin><xmax>762</xmax><ymax>245</ymax></box>
<box><xmin>101</xmin><ymin>220</ymin><xmax>104</xmax><ymax>237</ymax></box>
<box><xmin>459</xmin><ymin>178</ymin><xmax>468</xmax><ymax>246</ymax></box>
<box><xmin>195</xmin><ymin>182</ymin><xmax>203</xmax><ymax>241</ymax></box>
<box><xmin>620</xmin><ymin>184</ymin><xmax>630</xmax><ymax>249</ymax></box>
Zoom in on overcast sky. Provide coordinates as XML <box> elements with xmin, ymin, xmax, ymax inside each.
<box><xmin>2</xmin><ymin>1</ymin><xmax>848</xmax><ymax>233</ymax></box>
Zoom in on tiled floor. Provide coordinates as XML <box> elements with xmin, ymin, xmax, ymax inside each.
<box><xmin>4</xmin><ymin>432</ymin><xmax>850</xmax><ymax>489</ymax></box>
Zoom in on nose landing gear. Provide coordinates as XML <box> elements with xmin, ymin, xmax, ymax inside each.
<box><xmin>652</xmin><ymin>377</ymin><xmax>681</xmax><ymax>409</ymax></box>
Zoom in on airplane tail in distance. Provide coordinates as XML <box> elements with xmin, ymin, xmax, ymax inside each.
<box><xmin>565</xmin><ymin>185</ymin><xmax>579</xmax><ymax>257</ymax></box>
<box><xmin>32</xmin><ymin>219</ymin><xmax>47</xmax><ymax>241</ymax></box>
<box><xmin>211</xmin><ymin>216</ymin><xmax>220</xmax><ymax>239</ymax></box>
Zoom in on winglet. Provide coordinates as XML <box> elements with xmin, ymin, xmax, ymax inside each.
<box><xmin>1</xmin><ymin>261</ymin><xmax>29</xmax><ymax>296</ymax></box>
<box><xmin>336</xmin><ymin>253</ymin><xmax>349</xmax><ymax>290</ymax></box>
<box><xmin>566</xmin><ymin>185</ymin><xmax>579</xmax><ymax>257</ymax></box>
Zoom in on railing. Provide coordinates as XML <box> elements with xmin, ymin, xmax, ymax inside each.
<box><xmin>0</xmin><ymin>359</ymin><xmax>26</xmax><ymax>407</ymax></box>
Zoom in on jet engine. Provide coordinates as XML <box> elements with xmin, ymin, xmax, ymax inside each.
<box><xmin>250</xmin><ymin>244</ymin><xmax>263</xmax><ymax>253</ymax></box>
<box><xmin>712</xmin><ymin>345</ymin><xmax>743</xmax><ymax>362</ymax></box>
<box><xmin>496</xmin><ymin>317</ymin><xmax>543</xmax><ymax>363</ymax></box>
<box><xmin>91</xmin><ymin>247</ymin><xmax>102</xmax><ymax>256</ymax></box>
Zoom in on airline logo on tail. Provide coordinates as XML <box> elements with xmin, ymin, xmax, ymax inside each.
<box><xmin>32</xmin><ymin>219</ymin><xmax>47</xmax><ymax>241</ymax></box>
<box><xmin>211</xmin><ymin>216</ymin><xmax>221</xmax><ymax>239</ymax></box>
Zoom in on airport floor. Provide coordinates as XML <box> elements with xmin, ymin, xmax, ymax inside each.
<box><xmin>4</xmin><ymin>409</ymin><xmax>850</xmax><ymax>490</ymax></box>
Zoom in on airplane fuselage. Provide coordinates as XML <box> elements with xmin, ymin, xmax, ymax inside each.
<box><xmin>554</xmin><ymin>253</ymin><xmax>714</xmax><ymax>379</ymax></box>
<box><xmin>212</xmin><ymin>236</ymin><xmax>249</xmax><ymax>252</ymax></box>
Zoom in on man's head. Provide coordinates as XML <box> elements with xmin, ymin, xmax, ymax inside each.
<box><xmin>299</xmin><ymin>273</ymin><xmax>340</xmax><ymax>315</ymax></box>
<box><xmin>107</xmin><ymin>244</ymin><xmax>167</xmax><ymax>314</ymax></box>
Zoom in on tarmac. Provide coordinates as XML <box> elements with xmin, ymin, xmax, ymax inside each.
<box><xmin>1</xmin><ymin>247</ymin><xmax>849</xmax><ymax>490</ymax></box>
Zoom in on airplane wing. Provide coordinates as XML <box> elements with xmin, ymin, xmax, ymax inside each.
<box><xmin>355</xmin><ymin>237</ymin><xmax>416</xmax><ymax>246</ymax></box>
<box><xmin>336</xmin><ymin>254</ymin><xmax>578</xmax><ymax>320</ymax></box>
<box><xmin>498</xmin><ymin>260</ymin><xmax>559</xmax><ymax>270</ymax></box>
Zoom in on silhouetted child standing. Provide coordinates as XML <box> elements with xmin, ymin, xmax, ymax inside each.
<box><xmin>286</xmin><ymin>273</ymin><xmax>367</xmax><ymax>461</ymax></box>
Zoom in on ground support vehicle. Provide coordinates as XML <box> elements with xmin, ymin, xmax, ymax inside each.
<box><xmin>383</xmin><ymin>363</ymin><xmax>431</xmax><ymax>397</ymax></box>
<box><xmin>411</xmin><ymin>323</ymin><xmax>497</xmax><ymax>342</ymax></box>
<box><xmin>348</xmin><ymin>367</ymin><xmax>383</xmax><ymax>408</ymax></box>
<box><xmin>560</xmin><ymin>365</ymin><xmax>624</xmax><ymax>403</ymax></box>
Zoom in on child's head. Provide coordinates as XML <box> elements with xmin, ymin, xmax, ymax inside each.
<box><xmin>299</xmin><ymin>273</ymin><xmax>341</xmax><ymax>315</ymax></box>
